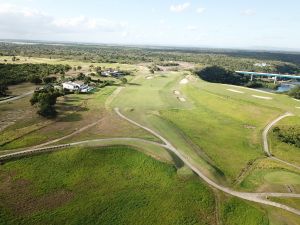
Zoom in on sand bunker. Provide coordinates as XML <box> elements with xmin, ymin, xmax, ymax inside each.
<box><xmin>252</xmin><ymin>95</ymin><xmax>272</xmax><ymax>100</ymax></box>
<box><xmin>178</xmin><ymin>97</ymin><xmax>186</xmax><ymax>102</ymax></box>
<box><xmin>180</xmin><ymin>78</ymin><xmax>189</xmax><ymax>84</ymax></box>
<box><xmin>173</xmin><ymin>90</ymin><xmax>180</xmax><ymax>95</ymax></box>
<box><xmin>146</xmin><ymin>76</ymin><xmax>153</xmax><ymax>80</ymax></box>
<box><xmin>227</xmin><ymin>89</ymin><xmax>244</xmax><ymax>94</ymax></box>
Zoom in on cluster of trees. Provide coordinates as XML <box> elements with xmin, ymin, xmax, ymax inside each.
<box><xmin>0</xmin><ymin>63</ymin><xmax>71</xmax><ymax>85</ymax></box>
<box><xmin>288</xmin><ymin>85</ymin><xmax>300</xmax><ymax>99</ymax></box>
<box><xmin>148</xmin><ymin>64</ymin><xmax>162</xmax><ymax>74</ymax></box>
<box><xmin>195</xmin><ymin>66</ymin><xmax>249</xmax><ymax>85</ymax></box>
<box><xmin>1</xmin><ymin>42</ymin><xmax>299</xmax><ymax>74</ymax></box>
<box><xmin>0</xmin><ymin>81</ymin><xmax>8</xmax><ymax>96</ymax></box>
<box><xmin>157</xmin><ymin>62</ymin><xmax>179</xmax><ymax>67</ymax></box>
<box><xmin>244</xmin><ymin>81</ymin><xmax>279</xmax><ymax>90</ymax></box>
<box><xmin>30</xmin><ymin>85</ymin><xmax>62</xmax><ymax>118</ymax></box>
<box><xmin>273</xmin><ymin>126</ymin><xmax>300</xmax><ymax>148</ymax></box>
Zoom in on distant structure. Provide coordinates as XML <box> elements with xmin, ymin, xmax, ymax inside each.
<box><xmin>101</xmin><ymin>69</ymin><xmax>124</xmax><ymax>78</ymax></box>
<box><xmin>254</xmin><ymin>62</ymin><xmax>268</xmax><ymax>67</ymax></box>
<box><xmin>235</xmin><ymin>71</ymin><xmax>300</xmax><ymax>84</ymax></box>
<box><xmin>62</xmin><ymin>81</ymin><xmax>93</xmax><ymax>93</ymax></box>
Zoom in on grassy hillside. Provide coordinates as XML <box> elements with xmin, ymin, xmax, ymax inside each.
<box><xmin>0</xmin><ymin>146</ymin><xmax>276</xmax><ymax>225</ymax></box>
<box><xmin>0</xmin><ymin>146</ymin><xmax>217</xmax><ymax>225</ymax></box>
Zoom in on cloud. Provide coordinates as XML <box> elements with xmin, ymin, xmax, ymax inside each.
<box><xmin>170</xmin><ymin>2</ymin><xmax>190</xmax><ymax>13</ymax></box>
<box><xmin>52</xmin><ymin>16</ymin><xmax>127</xmax><ymax>32</ymax></box>
<box><xmin>0</xmin><ymin>3</ymin><xmax>128</xmax><ymax>38</ymax></box>
<box><xmin>186</xmin><ymin>25</ymin><xmax>197</xmax><ymax>31</ymax></box>
<box><xmin>241</xmin><ymin>9</ymin><xmax>256</xmax><ymax>16</ymax></box>
<box><xmin>196</xmin><ymin>7</ymin><xmax>206</xmax><ymax>14</ymax></box>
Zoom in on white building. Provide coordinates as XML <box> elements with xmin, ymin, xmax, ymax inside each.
<box><xmin>62</xmin><ymin>81</ymin><xmax>93</xmax><ymax>93</ymax></box>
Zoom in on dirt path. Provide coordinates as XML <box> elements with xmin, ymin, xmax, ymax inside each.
<box><xmin>262</xmin><ymin>112</ymin><xmax>300</xmax><ymax>170</ymax></box>
<box><xmin>114</xmin><ymin>108</ymin><xmax>300</xmax><ymax>216</ymax></box>
<box><xmin>33</xmin><ymin>119</ymin><xmax>104</xmax><ymax>149</ymax></box>
<box><xmin>0</xmin><ymin>138</ymin><xmax>165</xmax><ymax>161</ymax></box>
<box><xmin>0</xmin><ymin>91</ymin><xmax>34</xmax><ymax>104</ymax></box>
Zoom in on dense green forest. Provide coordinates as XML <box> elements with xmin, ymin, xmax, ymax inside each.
<box><xmin>195</xmin><ymin>66</ymin><xmax>249</xmax><ymax>85</ymax></box>
<box><xmin>0</xmin><ymin>42</ymin><xmax>300</xmax><ymax>74</ymax></box>
<box><xmin>0</xmin><ymin>63</ymin><xmax>71</xmax><ymax>85</ymax></box>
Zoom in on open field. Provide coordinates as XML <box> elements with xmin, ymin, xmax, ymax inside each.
<box><xmin>0</xmin><ymin>145</ymin><xmax>217</xmax><ymax>225</ymax></box>
<box><xmin>0</xmin><ymin>145</ymin><xmax>284</xmax><ymax>225</ymax></box>
<box><xmin>1</xmin><ymin>55</ymin><xmax>300</xmax><ymax>224</ymax></box>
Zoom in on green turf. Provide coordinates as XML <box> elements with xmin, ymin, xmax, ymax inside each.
<box><xmin>269</xmin><ymin>116</ymin><xmax>300</xmax><ymax>165</ymax></box>
<box><xmin>0</xmin><ymin>146</ymin><xmax>216</xmax><ymax>225</ymax></box>
<box><xmin>161</xmin><ymin>84</ymin><xmax>279</xmax><ymax>183</ymax></box>
<box><xmin>220</xmin><ymin>197</ymin><xmax>269</xmax><ymax>225</ymax></box>
<box><xmin>240</xmin><ymin>168</ymin><xmax>300</xmax><ymax>192</ymax></box>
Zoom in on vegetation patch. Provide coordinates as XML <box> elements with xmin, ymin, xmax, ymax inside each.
<box><xmin>273</xmin><ymin>125</ymin><xmax>300</xmax><ymax>148</ymax></box>
<box><xmin>0</xmin><ymin>146</ymin><xmax>216</xmax><ymax>225</ymax></box>
<box><xmin>220</xmin><ymin>197</ymin><xmax>269</xmax><ymax>225</ymax></box>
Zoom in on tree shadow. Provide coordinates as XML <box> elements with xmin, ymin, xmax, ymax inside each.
<box><xmin>127</xmin><ymin>83</ymin><xmax>141</xmax><ymax>86</ymax></box>
<box><xmin>58</xmin><ymin>113</ymin><xmax>83</xmax><ymax>122</ymax></box>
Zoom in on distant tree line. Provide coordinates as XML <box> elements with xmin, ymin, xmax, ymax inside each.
<box><xmin>0</xmin><ymin>63</ymin><xmax>71</xmax><ymax>96</ymax></box>
<box><xmin>0</xmin><ymin>63</ymin><xmax>71</xmax><ymax>85</ymax></box>
<box><xmin>0</xmin><ymin>42</ymin><xmax>299</xmax><ymax>73</ymax></box>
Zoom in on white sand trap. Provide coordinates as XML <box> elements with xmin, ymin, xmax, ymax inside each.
<box><xmin>178</xmin><ymin>97</ymin><xmax>186</xmax><ymax>102</ymax></box>
<box><xmin>294</xmin><ymin>98</ymin><xmax>300</xmax><ymax>102</ymax></box>
<box><xmin>146</xmin><ymin>76</ymin><xmax>153</xmax><ymax>80</ymax></box>
<box><xmin>221</xmin><ymin>84</ymin><xmax>275</xmax><ymax>95</ymax></box>
<box><xmin>180</xmin><ymin>78</ymin><xmax>189</xmax><ymax>84</ymax></box>
<box><xmin>295</xmin><ymin>107</ymin><xmax>300</xmax><ymax>109</ymax></box>
<box><xmin>227</xmin><ymin>89</ymin><xmax>244</xmax><ymax>94</ymax></box>
<box><xmin>173</xmin><ymin>90</ymin><xmax>180</xmax><ymax>95</ymax></box>
<box><xmin>252</xmin><ymin>95</ymin><xmax>272</xmax><ymax>100</ymax></box>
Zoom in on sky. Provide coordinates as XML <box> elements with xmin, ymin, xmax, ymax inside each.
<box><xmin>0</xmin><ymin>0</ymin><xmax>299</xmax><ymax>50</ymax></box>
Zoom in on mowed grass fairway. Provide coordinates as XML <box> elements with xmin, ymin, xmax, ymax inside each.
<box><xmin>0</xmin><ymin>146</ymin><xmax>217</xmax><ymax>225</ymax></box>
<box><xmin>112</xmin><ymin>69</ymin><xmax>300</xmax><ymax>191</ymax></box>
<box><xmin>161</xmin><ymin>85</ymin><xmax>279</xmax><ymax>183</ymax></box>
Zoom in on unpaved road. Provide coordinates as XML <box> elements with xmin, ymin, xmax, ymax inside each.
<box><xmin>114</xmin><ymin>108</ymin><xmax>300</xmax><ymax>216</ymax></box>
<box><xmin>0</xmin><ymin>91</ymin><xmax>34</xmax><ymax>104</ymax></box>
<box><xmin>0</xmin><ymin>138</ymin><xmax>165</xmax><ymax>160</ymax></box>
<box><xmin>263</xmin><ymin>112</ymin><xmax>300</xmax><ymax>170</ymax></box>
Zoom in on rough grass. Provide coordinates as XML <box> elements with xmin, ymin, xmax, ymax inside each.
<box><xmin>0</xmin><ymin>146</ymin><xmax>216</xmax><ymax>225</ymax></box>
<box><xmin>220</xmin><ymin>197</ymin><xmax>269</xmax><ymax>225</ymax></box>
<box><xmin>269</xmin><ymin>116</ymin><xmax>300</xmax><ymax>165</ymax></box>
<box><xmin>0</xmin><ymin>84</ymin><xmax>157</xmax><ymax>150</ymax></box>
